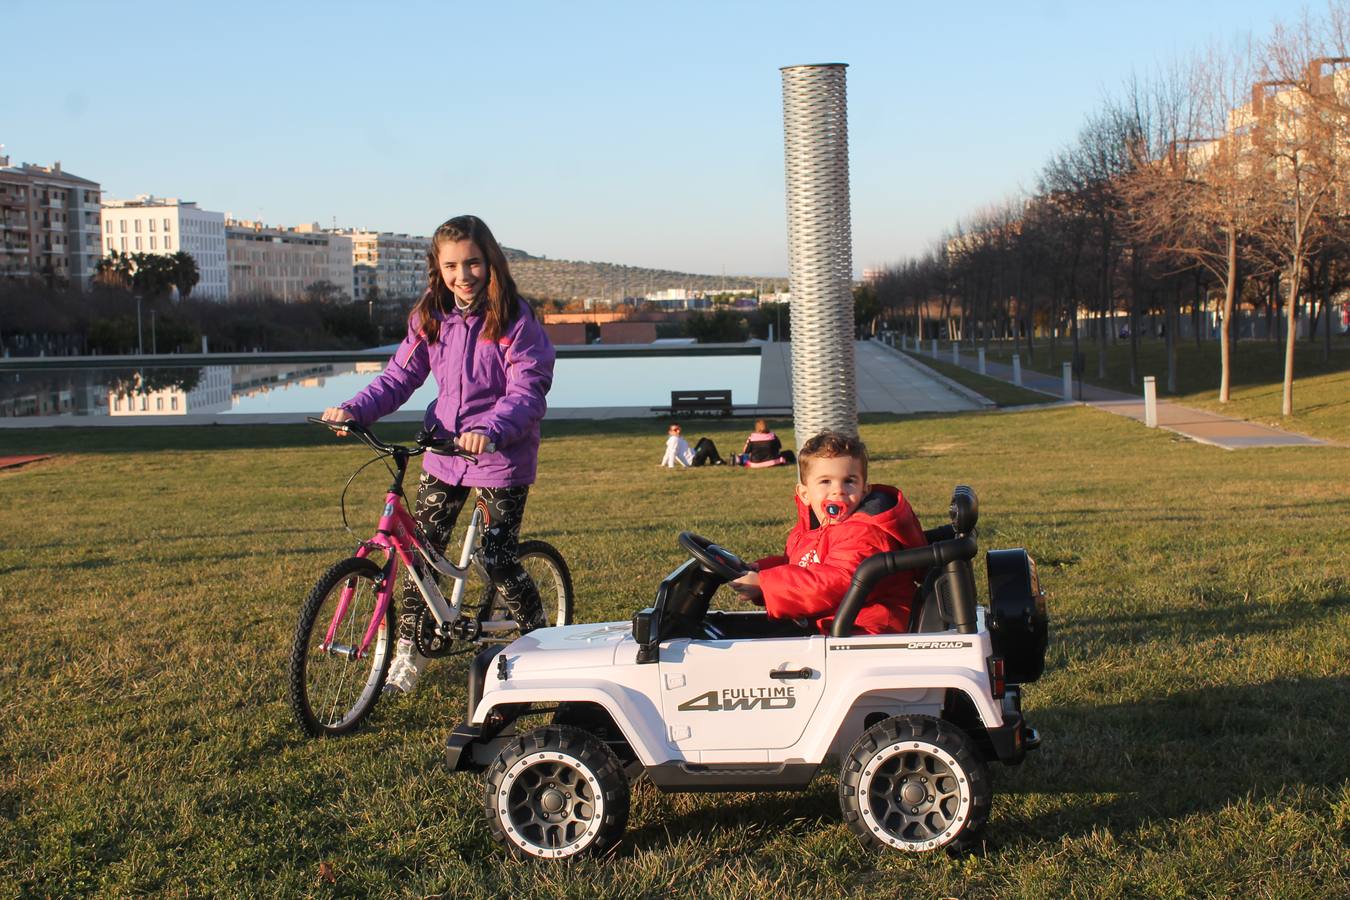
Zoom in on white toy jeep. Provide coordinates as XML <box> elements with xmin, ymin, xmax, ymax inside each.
<box><xmin>445</xmin><ymin>486</ymin><xmax>1047</xmax><ymax>858</ymax></box>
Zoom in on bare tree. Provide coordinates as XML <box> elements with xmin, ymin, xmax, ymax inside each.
<box><xmin>1253</xmin><ymin>11</ymin><xmax>1350</xmax><ymax>415</ymax></box>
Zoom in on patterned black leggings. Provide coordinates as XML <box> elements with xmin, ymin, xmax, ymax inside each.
<box><xmin>399</xmin><ymin>473</ymin><xmax>546</xmax><ymax>642</ymax></box>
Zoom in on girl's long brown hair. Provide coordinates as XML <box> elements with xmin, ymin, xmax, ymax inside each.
<box><xmin>411</xmin><ymin>215</ymin><xmax>529</xmax><ymax>344</ymax></box>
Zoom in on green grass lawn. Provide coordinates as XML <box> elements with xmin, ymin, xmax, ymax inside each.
<box><xmin>1</xmin><ymin>412</ymin><xmax>1347</xmax><ymax>897</ymax></box>
<box><xmin>974</xmin><ymin>336</ymin><xmax>1350</xmax><ymax>444</ymax></box>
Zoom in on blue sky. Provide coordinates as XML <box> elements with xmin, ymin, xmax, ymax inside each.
<box><xmin>4</xmin><ymin>0</ymin><xmax>1300</xmax><ymax>277</ymax></box>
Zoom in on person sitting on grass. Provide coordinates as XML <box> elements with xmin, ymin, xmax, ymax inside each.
<box><xmin>659</xmin><ymin>423</ymin><xmax>725</xmax><ymax>467</ymax></box>
<box><xmin>728</xmin><ymin>430</ymin><xmax>926</xmax><ymax>634</ymax></box>
<box><xmin>735</xmin><ymin>418</ymin><xmax>796</xmax><ymax>468</ymax></box>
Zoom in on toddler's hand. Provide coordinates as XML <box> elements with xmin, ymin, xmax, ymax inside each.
<box><xmin>728</xmin><ymin>570</ymin><xmax>764</xmax><ymax>604</ymax></box>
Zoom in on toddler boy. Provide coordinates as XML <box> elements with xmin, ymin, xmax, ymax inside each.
<box><xmin>729</xmin><ymin>431</ymin><xmax>926</xmax><ymax>634</ymax></box>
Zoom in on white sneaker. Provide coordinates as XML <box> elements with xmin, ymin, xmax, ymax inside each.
<box><xmin>383</xmin><ymin>638</ymin><xmax>427</xmax><ymax>694</ymax></box>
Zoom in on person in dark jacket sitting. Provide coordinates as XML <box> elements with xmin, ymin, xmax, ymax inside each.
<box><xmin>735</xmin><ymin>419</ymin><xmax>795</xmax><ymax>468</ymax></box>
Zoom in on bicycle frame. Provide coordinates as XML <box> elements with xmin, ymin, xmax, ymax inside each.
<box><xmin>322</xmin><ymin>490</ymin><xmax>484</xmax><ymax>660</ymax></box>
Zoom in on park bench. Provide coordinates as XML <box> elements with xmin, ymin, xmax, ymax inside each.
<box><xmin>652</xmin><ymin>389</ymin><xmax>733</xmax><ymax>417</ymax></box>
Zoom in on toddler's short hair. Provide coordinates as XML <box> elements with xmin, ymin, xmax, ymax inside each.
<box><xmin>797</xmin><ymin>431</ymin><xmax>868</xmax><ymax>481</ymax></box>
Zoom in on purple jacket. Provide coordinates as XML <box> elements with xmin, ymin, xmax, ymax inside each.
<box><xmin>342</xmin><ymin>298</ymin><xmax>555</xmax><ymax>487</ymax></box>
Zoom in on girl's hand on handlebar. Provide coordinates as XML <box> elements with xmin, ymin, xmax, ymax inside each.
<box><xmin>321</xmin><ymin>406</ymin><xmax>354</xmax><ymax>435</ymax></box>
<box><xmin>456</xmin><ymin>431</ymin><xmax>491</xmax><ymax>455</ymax></box>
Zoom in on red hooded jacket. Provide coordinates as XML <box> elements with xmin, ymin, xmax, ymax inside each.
<box><xmin>755</xmin><ymin>484</ymin><xmax>927</xmax><ymax>635</ymax></box>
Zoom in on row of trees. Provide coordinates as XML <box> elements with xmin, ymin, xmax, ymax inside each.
<box><xmin>0</xmin><ymin>278</ymin><xmax>398</xmax><ymax>357</ymax></box>
<box><xmin>874</xmin><ymin>5</ymin><xmax>1350</xmax><ymax>415</ymax></box>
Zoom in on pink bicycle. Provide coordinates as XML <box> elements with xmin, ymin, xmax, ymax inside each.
<box><xmin>288</xmin><ymin>417</ymin><xmax>573</xmax><ymax>737</ymax></box>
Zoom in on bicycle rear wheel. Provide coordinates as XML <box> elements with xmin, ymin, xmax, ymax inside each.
<box><xmin>289</xmin><ymin>556</ymin><xmax>394</xmax><ymax>737</ymax></box>
<box><xmin>478</xmin><ymin>540</ymin><xmax>575</xmax><ymax>639</ymax></box>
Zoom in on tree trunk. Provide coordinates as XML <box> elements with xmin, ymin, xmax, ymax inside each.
<box><xmin>1219</xmin><ymin>230</ymin><xmax>1237</xmax><ymax>403</ymax></box>
<box><xmin>1166</xmin><ymin>285</ymin><xmax>1179</xmax><ymax>395</ymax></box>
<box><xmin>1282</xmin><ymin>257</ymin><xmax>1302</xmax><ymax>417</ymax></box>
<box><xmin>1323</xmin><ymin>273</ymin><xmax>1333</xmax><ymax>363</ymax></box>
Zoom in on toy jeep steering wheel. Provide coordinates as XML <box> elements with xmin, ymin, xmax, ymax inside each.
<box><xmin>678</xmin><ymin>532</ymin><xmax>750</xmax><ymax>580</ymax></box>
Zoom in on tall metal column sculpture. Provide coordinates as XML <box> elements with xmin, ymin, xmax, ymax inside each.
<box><xmin>781</xmin><ymin>63</ymin><xmax>857</xmax><ymax>441</ymax></box>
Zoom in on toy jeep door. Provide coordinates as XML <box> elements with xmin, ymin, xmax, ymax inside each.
<box><xmin>657</xmin><ymin>636</ymin><xmax>826</xmax><ymax>751</ymax></box>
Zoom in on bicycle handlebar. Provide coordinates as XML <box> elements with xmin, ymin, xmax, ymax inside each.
<box><xmin>306</xmin><ymin>416</ymin><xmax>486</xmax><ymax>462</ymax></box>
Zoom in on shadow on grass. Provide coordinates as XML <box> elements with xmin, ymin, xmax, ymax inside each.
<box><xmin>615</xmin><ymin>674</ymin><xmax>1349</xmax><ymax>858</ymax></box>
<box><xmin>1056</xmin><ymin>585</ymin><xmax>1349</xmax><ymax>652</ymax></box>
<box><xmin>988</xmin><ymin>674</ymin><xmax>1350</xmax><ymax>850</ymax></box>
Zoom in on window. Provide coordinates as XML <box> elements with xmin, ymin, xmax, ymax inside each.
<box><xmin>106</xmin><ymin>238</ymin><xmax>113</xmax><ymax>251</ymax></box>
<box><xmin>113</xmin><ymin>396</ymin><xmax>121</xmax><ymax>411</ymax></box>
<box><xmin>119</xmin><ymin>220</ymin><xmax>126</xmax><ymax>233</ymax></box>
<box><xmin>149</xmin><ymin>219</ymin><xmax>155</xmax><ymax>232</ymax></box>
<box><xmin>163</xmin><ymin>218</ymin><xmax>171</xmax><ymax>231</ymax></box>
<box><xmin>105</xmin><ymin>220</ymin><xmax>111</xmax><ymax>234</ymax></box>
<box><xmin>149</xmin><ymin>236</ymin><xmax>157</xmax><ymax>250</ymax></box>
<box><xmin>135</xmin><ymin>237</ymin><xmax>141</xmax><ymax>250</ymax></box>
<box><xmin>156</xmin><ymin>397</ymin><xmax>164</xmax><ymax>411</ymax></box>
<box><xmin>164</xmin><ymin>236</ymin><xmax>172</xmax><ymax>250</ymax></box>
<box><xmin>134</xmin><ymin>219</ymin><xmax>141</xmax><ymax>233</ymax></box>
<box><xmin>170</xmin><ymin>396</ymin><xmax>178</xmax><ymax>411</ymax></box>
<box><xmin>120</xmin><ymin>237</ymin><xmax>127</xmax><ymax>251</ymax></box>
<box><xmin>140</xmin><ymin>395</ymin><xmax>148</xmax><ymax>411</ymax></box>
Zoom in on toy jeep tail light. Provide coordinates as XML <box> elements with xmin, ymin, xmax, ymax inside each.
<box><xmin>988</xmin><ymin>656</ymin><xmax>1006</xmax><ymax>699</ymax></box>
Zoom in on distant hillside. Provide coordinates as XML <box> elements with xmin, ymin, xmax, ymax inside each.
<box><xmin>502</xmin><ymin>247</ymin><xmax>786</xmax><ymax>301</ymax></box>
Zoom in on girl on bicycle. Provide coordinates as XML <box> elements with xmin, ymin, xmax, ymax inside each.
<box><xmin>322</xmin><ymin>214</ymin><xmax>555</xmax><ymax>694</ymax></box>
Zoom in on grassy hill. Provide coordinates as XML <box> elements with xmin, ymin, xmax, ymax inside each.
<box><xmin>503</xmin><ymin>247</ymin><xmax>787</xmax><ymax>302</ymax></box>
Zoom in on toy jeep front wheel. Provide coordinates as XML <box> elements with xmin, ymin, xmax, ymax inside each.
<box><xmin>839</xmin><ymin>715</ymin><xmax>991</xmax><ymax>854</ymax></box>
<box><xmin>484</xmin><ymin>725</ymin><xmax>630</xmax><ymax>859</ymax></box>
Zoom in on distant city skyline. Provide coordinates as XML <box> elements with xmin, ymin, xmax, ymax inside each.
<box><xmin>6</xmin><ymin>0</ymin><xmax>1303</xmax><ymax>278</ymax></box>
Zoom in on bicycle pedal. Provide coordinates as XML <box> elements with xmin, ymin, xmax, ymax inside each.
<box><xmin>450</xmin><ymin>618</ymin><xmax>482</xmax><ymax>641</ymax></box>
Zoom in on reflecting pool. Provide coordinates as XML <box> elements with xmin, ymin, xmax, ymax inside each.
<box><xmin>0</xmin><ymin>345</ymin><xmax>763</xmax><ymax>422</ymax></box>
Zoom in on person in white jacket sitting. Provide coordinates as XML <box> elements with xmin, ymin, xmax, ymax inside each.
<box><xmin>660</xmin><ymin>423</ymin><xmax>725</xmax><ymax>467</ymax></box>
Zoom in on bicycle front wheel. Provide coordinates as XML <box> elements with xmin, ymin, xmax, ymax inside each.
<box><xmin>478</xmin><ymin>540</ymin><xmax>575</xmax><ymax>638</ymax></box>
<box><xmin>289</xmin><ymin>556</ymin><xmax>395</xmax><ymax>737</ymax></box>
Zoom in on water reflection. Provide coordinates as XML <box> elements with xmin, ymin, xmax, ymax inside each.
<box><xmin>0</xmin><ymin>352</ymin><xmax>761</xmax><ymax>419</ymax></box>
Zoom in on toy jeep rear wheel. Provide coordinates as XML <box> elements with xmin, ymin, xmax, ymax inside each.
<box><xmin>484</xmin><ymin>725</ymin><xmax>630</xmax><ymax>859</ymax></box>
<box><xmin>839</xmin><ymin>715</ymin><xmax>990</xmax><ymax>854</ymax></box>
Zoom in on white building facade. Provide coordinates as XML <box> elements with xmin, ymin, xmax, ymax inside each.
<box><xmin>226</xmin><ymin>220</ymin><xmax>354</xmax><ymax>301</ymax></box>
<box><xmin>342</xmin><ymin>230</ymin><xmax>430</xmax><ymax>301</ymax></box>
<box><xmin>100</xmin><ymin>196</ymin><xmax>229</xmax><ymax>299</ymax></box>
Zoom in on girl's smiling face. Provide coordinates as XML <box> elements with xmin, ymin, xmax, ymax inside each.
<box><xmin>438</xmin><ymin>238</ymin><xmax>487</xmax><ymax>305</ymax></box>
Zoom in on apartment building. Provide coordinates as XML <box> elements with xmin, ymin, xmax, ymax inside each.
<box><xmin>226</xmin><ymin>220</ymin><xmax>353</xmax><ymax>301</ymax></box>
<box><xmin>100</xmin><ymin>196</ymin><xmax>229</xmax><ymax>299</ymax></box>
<box><xmin>341</xmin><ymin>230</ymin><xmax>430</xmax><ymax>300</ymax></box>
<box><xmin>0</xmin><ymin>157</ymin><xmax>102</xmax><ymax>288</ymax></box>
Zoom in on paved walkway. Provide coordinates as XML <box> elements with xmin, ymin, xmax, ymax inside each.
<box><xmin>902</xmin><ymin>343</ymin><xmax>1328</xmax><ymax>450</ymax></box>
<box><xmin>757</xmin><ymin>342</ymin><xmax>986</xmax><ymax>415</ymax></box>
<box><xmin>0</xmin><ymin>454</ymin><xmax>52</xmax><ymax>470</ymax></box>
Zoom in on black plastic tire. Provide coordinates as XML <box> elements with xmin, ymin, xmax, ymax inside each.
<box><xmin>484</xmin><ymin>725</ymin><xmax>629</xmax><ymax>859</ymax></box>
<box><xmin>839</xmin><ymin>715</ymin><xmax>991</xmax><ymax>854</ymax></box>
<box><xmin>477</xmin><ymin>540</ymin><xmax>575</xmax><ymax>638</ymax></box>
<box><xmin>289</xmin><ymin>556</ymin><xmax>394</xmax><ymax>737</ymax></box>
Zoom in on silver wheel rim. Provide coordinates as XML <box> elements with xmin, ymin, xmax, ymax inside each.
<box><xmin>485</xmin><ymin>550</ymin><xmax>567</xmax><ymax>633</ymax></box>
<box><xmin>857</xmin><ymin>738</ymin><xmax>970</xmax><ymax>851</ymax></box>
<box><xmin>521</xmin><ymin>552</ymin><xmax>567</xmax><ymax>626</ymax></box>
<box><xmin>306</xmin><ymin>573</ymin><xmax>389</xmax><ymax>729</ymax></box>
<box><xmin>496</xmin><ymin>751</ymin><xmax>604</xmax><ymax>858</ymax></box>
